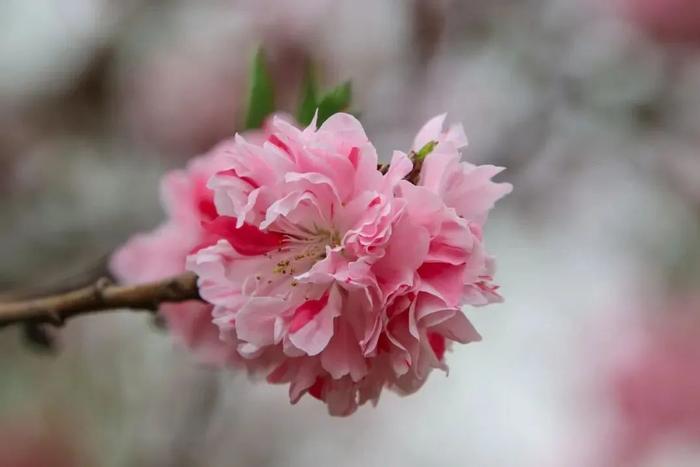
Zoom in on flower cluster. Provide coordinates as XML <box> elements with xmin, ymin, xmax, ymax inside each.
<box><xmin>114</xmin><ymin>113</ymin><xmax>511</xmax><ymax>415</ymax></box>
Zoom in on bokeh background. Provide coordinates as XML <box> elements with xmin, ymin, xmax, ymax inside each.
<box><xmin>2</xmin><ymin>1</ymin><xmax>700</xmax><ymax>466</ymax></box>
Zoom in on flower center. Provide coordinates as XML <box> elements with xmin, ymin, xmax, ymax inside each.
<box><xmin>271</xmin><ymin>227</ymin><xmax>341</xmax><ymax>277</ymax></box>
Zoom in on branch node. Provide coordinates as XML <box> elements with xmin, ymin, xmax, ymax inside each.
<box><xmin>47</xmin><ymin>308</ymin><xmax>64</xmax><ymax>327</ymax></box>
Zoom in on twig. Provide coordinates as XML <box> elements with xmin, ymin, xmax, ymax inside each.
<box><xmin>0</xmin><ymin>272</ymin><xmax>200</xmax><ymax>329</ymax></box>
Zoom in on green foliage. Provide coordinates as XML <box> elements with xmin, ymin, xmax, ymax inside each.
<box><xmin>244</xmin><ymin>49</ymin><xmax>352</xmax><ymax>129</ymax></box>
<box><xmin>296</xmin><ymin>64</ymin><xmax>319</xmax><ymax>126</ymax></box>
<box><xmin>316</xmin><ymin>81</ymin><xmax>352</xmax><ymax>125</ymax></box>
<box><xmin>244</xmin><ymin>48</ymin><xmax>275</xmax><ymax>129</ymax></box>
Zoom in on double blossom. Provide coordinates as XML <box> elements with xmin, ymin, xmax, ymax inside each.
<box><xmin>114</xmin><ymin>112</ymin><xmax>511</xmax><ymax>415</ymax></box>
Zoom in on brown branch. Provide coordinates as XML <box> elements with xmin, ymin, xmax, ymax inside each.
<box><xmin>0</xmin><ymin>272</ymin><xmax>200</xmax><ymax>329</ymax></box>
<box><xmin>404</xmin><ymin>154</ymin><xmax>424</xmax><ymax>185</ymax></box>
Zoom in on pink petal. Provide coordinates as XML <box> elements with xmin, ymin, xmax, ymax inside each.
<box><xmin>446</xmin><ymin>164</ymin><xmax>512</xmax><ymax>223</ymax></box>
<box><xmin>321</xmin><ymin>320</ymin><xmax>368</xmax><ymax>382</ymax></box>
<box><xmin>202</xmin><ymin>216</ymin><xmax>283</xmax><ymax>256</ymax></box>
<box><xmin>289</xmin><ymin>293</ymin><xmax>330</xmax><ymax>333</ymax></box>
<box><xmin>289</xmin><ymin>286</ymin><xmax>341</xmax><ymax>356</ymax></box>
<box><xmin>418</xmin><ymin>262</ymin><xmax>466</xmax><ymax>307</ymax></box>
<box><xmin>432</xmin><ymin>311</ymin><xmax>481</xmax><ymax>344</ymax></box>
<box><xmin>413</xmin><ymin>114</ymin><xmax>447</xmax><ymax>150</ymax></box>
<box><xmin>234</xmin><ymin>297</ymin><xmax>288</xmax><ymax>347</ymax></box>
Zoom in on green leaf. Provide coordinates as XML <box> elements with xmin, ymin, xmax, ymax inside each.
<box><xmin>296</xmin><ymin>64</ymin><xmax>318</xmax><ymax>126</ymax></box>
<box><xmin>316</xmin><ymin>81</ymin><xmax>352</xmax><ymax>125</ymax></box>
<box><xmin>414</xmin><ymin>140</ymin><xmax>438</xmax><ymax>162</ymax></box>
<box><xmin>244</xmin><ymin>48</ymin><xmax>275</xmax><ymax>129</ymax></box>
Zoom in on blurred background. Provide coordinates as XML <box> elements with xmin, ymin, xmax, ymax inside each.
<box><xmin>2</xmin><ymin>0</ymin><xmax>700</xmax><ymax>466</ymax></box>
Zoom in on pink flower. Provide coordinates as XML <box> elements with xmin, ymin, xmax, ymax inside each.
<box><xmin>616</xmin><ymin>0</ymin><xmax>700</xmax><ymax>45</ymax></box>
<box><xmin>187</xmin><ymin>113</ymin><xmax>511</xmax><ymax>415</ymax></box>
<box><xmin>0</xmin><ymin>421</ymin><xmax>81</xmax><ymax>467</ymax></box>
<box><xmin>605</xmin><ymin>300</ymin><xmax>700</xmax><ymax>465</ymax></box>
<box><xmin>110</xmin><ymin>118</ymin><xmax>286</xmax><ymax>365</ymax></box>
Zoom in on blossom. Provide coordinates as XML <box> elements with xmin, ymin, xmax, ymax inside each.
<box><xmin>604</xmin><ymin>299</ymin><xmax>700</xmax><ymax>465</ymax></box>
<box><xmin>0</xmin><ymin>420</ymin><xmax>81</xmax><ymax>467</ymax></box>
<box><xmin>110</xmin><ymin>117</ymin><xmax>287</xmax><ymax>364</ymax></box>
<box><xmin>616</xmin><ymin>0</ymin><xmax>700</xmax><ymax>45</ymax></box>
<box><xmin>187</xmin><ymin>113</ymin><xmax>511</xmax><ymax>415</ymax></box>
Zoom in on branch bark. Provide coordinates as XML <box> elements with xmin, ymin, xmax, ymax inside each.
<box><xmin>0</xmin><ymin>272</ymin><xmax>200</xmax><ymax>328</ymax></box>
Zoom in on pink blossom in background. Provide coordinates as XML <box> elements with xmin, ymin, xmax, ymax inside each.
<box><xmin>617</xmin><ymin>0</ymin><xmax>700</xmax><ymax>45</ymax></box>
<box><xmin>110</xmin><ymin>119</ymin><xmax>284</xmax><ymax>365</ymax></box>
<box><xmin>119</xmin><ymin>46</ymin><xmax>244</xmax><ymax>157</ymax></box>
<box><xmin>187</xmin><ymin>113</ymin><xmax>511</xmax><ymax>415</ymax></box>
<box><xmin>240</xmin><ymin>0</ymin><xmax>333</xmax><ymax>44</ymax></box>
<box><xmin>0</xmin><ymin>422</ymin><xmax>81</xmax><ymax>467</ymax></box>
<box><xmin>605</xmin><ymin>299</ymin><xmax>700</xmax><ymax>465</ymax></box>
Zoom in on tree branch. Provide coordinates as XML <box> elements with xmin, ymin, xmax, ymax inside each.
<box><xmin>0</xmin><ymin>272</ymin><xmax>200</xmax><ymax>329</ymax></box>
